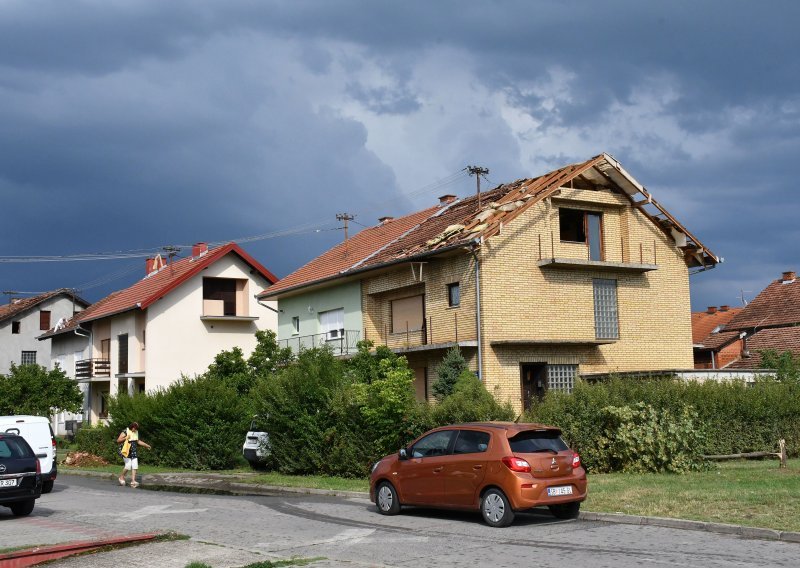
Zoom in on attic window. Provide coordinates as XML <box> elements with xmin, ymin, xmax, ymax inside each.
<box><xmin>559</xmin><ymin>208</ymin><xmax>603</xmax><ymax>261</ymax></box>
<box><xmin>203</xmin><ymin>277</ymin><xmax>248</xmax><ymax>317</ymax></box>
<box><xmin>11</xmin><ymin>321</ymin><xmax>21</xmax><ymax>334</ymax></box>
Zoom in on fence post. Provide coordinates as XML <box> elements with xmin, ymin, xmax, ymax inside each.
<box><xmin>780</xmin><ymin>439</ymin><xmax>787</xmax><ymax>469</ymax></box>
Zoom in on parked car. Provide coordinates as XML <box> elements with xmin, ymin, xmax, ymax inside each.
<box><xmin>0</xmin><ymin>416</ymin><xmax>57</xmax><ymax>493</ymax></box>
<box><xmin>242</xmin><ymin>416</ymin><xmax>270</xmax><ymax>469</ymax></box>
<box><xmin>369</xmin><ymin>422</ymin><xmax>587</xmax><ymax>527</ymax></box>
<box><xmin>0</xmin><ymin>433</ymin><xmax>42</xmax><ymax>516</ymax></box>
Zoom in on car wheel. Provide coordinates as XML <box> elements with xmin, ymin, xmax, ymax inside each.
<box><xmin>376</xmin><ymin>481</ymin><xmax>401</xmax><ymax>515</ymax></box>
<box><xmin>481</xmin><ymin>488</ymin><xmax>515</xmax><ymax>527</ymax></box>
<box><xmin>10</xmin><ymin>500</ymin><xmax>35</xmax><ymax>517</ymax></box>
<box><xmin>42</xmin><ymin>480</ymin><xmax>54</xmax><ymax>494</ymax></box>
<box><xmin>549</xmin><ymin>501</ymin><xmax>581</xmax><ymax>519</ymax></box>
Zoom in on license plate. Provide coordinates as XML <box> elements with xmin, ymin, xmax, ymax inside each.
<box><xmin>0</xmin><ymin>478</ymin><xmax>18</xmax><ymax>488</ymax></box>
<box><xmin>547</xmin><ymin>485</ymin><xmax>572</xmax><ymax>497</ymax></box>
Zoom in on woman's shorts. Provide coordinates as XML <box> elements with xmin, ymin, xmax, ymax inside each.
<box><xmin>123</xmin><ymin>457</ymin><xmax>139</xmax><ymax>470</ymax></box>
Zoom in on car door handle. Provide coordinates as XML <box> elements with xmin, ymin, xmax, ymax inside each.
<box><xmin>473</xmin><ymin>465</ymin><xmax>482</xmax><ymax>470</ymax></box>
<box><xmin>432</xmin><ymin>467</ymin><xmax>443</xmax><ymax>473</ymax></box>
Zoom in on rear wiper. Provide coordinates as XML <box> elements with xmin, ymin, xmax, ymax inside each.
<box><xmin>529</xmin><ymin>448</ymin><xmax>558</xmax><ymax>454</ymax></box>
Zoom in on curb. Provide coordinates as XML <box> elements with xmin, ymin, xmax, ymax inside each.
<box><xmin>62</xmin><ymin>472</ymin><xmax>800</xmax><ymax>543</ymax></box>
<box><xmin>579</xmin><ymin>511</ymin><xmax>800</xmax><ymax>543</ymax></box>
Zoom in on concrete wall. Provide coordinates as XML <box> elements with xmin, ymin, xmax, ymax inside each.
<box><xmin>277</xmin><ymin>280</ymin><xmax>362</xmax><ymax>342</ymax></box>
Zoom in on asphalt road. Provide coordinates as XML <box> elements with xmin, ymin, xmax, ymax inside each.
<box><xmin>1</xmin><ymin>474</ymin><xmax>797</xmax><ymax>567</ymax></box>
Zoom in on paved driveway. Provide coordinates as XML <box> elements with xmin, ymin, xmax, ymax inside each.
<box><xmin>1</xmin><ymin>475</ymin><xmax>797</xmax><ymax>567</ymax></box>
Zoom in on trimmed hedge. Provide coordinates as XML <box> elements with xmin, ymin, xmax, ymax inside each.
<box><xmin>525</xmin><ymin>377</ymin><xmax>800</xmax><ymax>472</ymax></box>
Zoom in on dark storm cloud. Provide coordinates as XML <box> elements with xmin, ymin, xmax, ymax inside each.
<box><xmin>0</xmin><ymin>0</ymin><xmax>797</xmax><ymax>313</ymax></box>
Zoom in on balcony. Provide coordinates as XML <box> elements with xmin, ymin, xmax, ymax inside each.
<box><xmin>279</xmin><ymin>330</ymin><xmax>361</xmax><ymax>356</ymax></box>
<box><xmin>375</xmin><ymin>313</ymin><xmax>478</xmax><ymax>353</ymax></box>
<box><xmin>75</xmin><ymin>359</ymin><xmax>111</xmax><ymax>380</ymax></box>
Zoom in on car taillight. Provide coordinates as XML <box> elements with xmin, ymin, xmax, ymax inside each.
<box><xmin>36</xmin><ymin>460</ymin><xmax>41</xmax><ymax>474</ymax></box>
<box><xmin>572</xmin><ymin>452</ymin><xmax>581</xmax><ymax>469</ymax></box>
<box><xmin>501</xmin><ymin>456</ymin><xmax>531</xmax><ymax>473</ymax></box>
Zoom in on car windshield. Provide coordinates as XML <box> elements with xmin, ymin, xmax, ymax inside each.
<box><xmin>0</xmin><ymin>437</ymin><xmax>34</xmax><ymax>459</ymax></box>
<box><xmin>508</xmin><ymin>430</ymin><xmax>568</xmax><ymax>453</ymax></box>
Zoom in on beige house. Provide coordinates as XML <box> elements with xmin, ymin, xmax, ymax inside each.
<box><xmin>262</xmin><ymin>154</ymin><xmax>719</xmax><ymax>412</ymax></box>
<box><xmin>42</xmin><ymin>243</ymin><xmax>278</xmax><ymax>424</ymax></box>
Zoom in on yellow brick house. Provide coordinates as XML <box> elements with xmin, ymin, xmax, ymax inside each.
<box><xmin>261</xmin><ymin>154</ymin><xmax>718</xmax><ymax>412</ymax></box>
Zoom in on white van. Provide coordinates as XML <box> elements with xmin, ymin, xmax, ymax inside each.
<box><xmin>0</xmin><ymin>416</ymin><xmax>57</xmax><ymax>493</ymax></box>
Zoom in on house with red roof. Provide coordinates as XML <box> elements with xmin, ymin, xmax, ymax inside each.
<box><xmin>691</xmin><ymin>305</ymin><xmax>743</xmax><ymax>369</ymax></box>
<box><xmin>260</xmin><ymin>153</ymin><xmax>719</xmax><ymax>411</ymax></box>
<box><xmin>0</xmin><ymin>289</ymin><xmax>89</xmax><ymax>375</ymax></box>
<box><xmin>40</xmin><ymin>242</ymin><xmax>278</xmax><ymax>425</ymax></box>
<box><xmin>717</xmin><ymin>270</ymin><xmax>800</xmax><ymax>370</ymax></box>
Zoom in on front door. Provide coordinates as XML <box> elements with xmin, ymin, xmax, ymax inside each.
<box><xmin>521</xmin><ymin>363</ymin><xmax>548</xmax><ymax>410</ymax></box>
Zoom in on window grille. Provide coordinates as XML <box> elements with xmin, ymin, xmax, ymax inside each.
<box><xmin>20</xmin><ymin>351</ymin><xmax>37</xmax><ymax>365</ymax></box>
<box><xmin>593</xmin><ymin>278</ymin><xmax>619</xmax><ymax>339</ymax></box>
<box><xmin>547</xmin><ymin>364</ymin><xmax>577</xmax><ymax>393</ymax></box>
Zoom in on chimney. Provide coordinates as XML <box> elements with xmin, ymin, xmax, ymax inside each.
<box><xmin>720</xmin><ymin>305</ymin><xmax>730</xmax><ymax>312</ymax></box>
<box><xmin>192</xmin><ymin>242</ymin><xmax>208</xmax><ymax>257</ymax></box>
<box><xmin>378</xmin><ymin>216</ymin><xmax>394</xmax><ymax>225</ymax></box>
<box><xmin>145</xmin><ymin>258</ymin><xmax>156</xmax><ymax>275</ymax></box>
<box><xmin>782</xmin><ymin>270</ymin><xmax>796</xmax><ymax>283</ymax></box>
<box><xmin>706</xmin><ymin>306</ymin><xmax>717</xmax><ymax>314</ymax></box>
<box><xmin>438</xmin><ymin>194</ymin><xmax>457</xmax><ymax>205</ymax></box>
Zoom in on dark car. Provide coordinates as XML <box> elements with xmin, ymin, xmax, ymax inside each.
<box><xmin>370</xmin><ymin>422</ymin><xmax>587</xmax><ymax>527</ymax></box>
<box><xmin>0</xmin><ymin>433</ymin><xmax>42</xmax><ymax>516</ymax></box>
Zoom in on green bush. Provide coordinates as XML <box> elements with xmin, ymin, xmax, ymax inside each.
<box><xmin>595</xmin><ymin>403</ymin><xmax>707</xmax><ymax>473</ymax></box>
<box><xmin>107</xmin><ymin>375</ymin><xmax>252</xmax><ymax>470</ymax></box>
<box><xmin>526</xmin><ymin>377</ymin><xmax>800</xmax><ymax>471</ymax></box>
<box><xmin>74</xmin><ymin>424</ymin><xmax>120</xmax><ymax>462</ymax></box>
<box><xmin>430</xmin><ymin>371</ymin><xmax>515</xmax><ymax>425</ymax></box>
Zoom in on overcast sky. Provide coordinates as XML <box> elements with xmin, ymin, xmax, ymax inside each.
<box><xmin>1</xmin><ymin>0</ymin><xmax>798</xmax><ymax>311</ymax></box>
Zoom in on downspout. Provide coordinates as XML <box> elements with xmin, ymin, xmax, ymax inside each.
<box><xmin>710</xmin><ymin>350</ymin><xmax>716</xmax><ymax>370</ymax></box>
<box><xmin>469</xmin><ymin>240</ymin><xmax>483</xmax><ymax>381</ymax></box>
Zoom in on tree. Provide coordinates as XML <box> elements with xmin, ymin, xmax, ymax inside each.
<box><xmin>248</xmin><ymin>330</ymin><xmax>294</xmax><ymax>377</ymax></box>
<box><xmin>0</xmin><ymin>363</ymin><xmax>83</xmax><ymax>416</ymax></box>
<box><xmin>760</xmin><ymin>349</ymin><xmax>800</xmax><ymax>383</ymax></box>
<box><xmin>432</xmin><ymin>347</ymin><xmax>468</xmax><ymax>399</ymax></box>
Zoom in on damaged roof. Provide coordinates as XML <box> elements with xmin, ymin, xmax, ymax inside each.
<box><xmin>262</xmin><ymin>153</ymin><xmax>720</xmax><ymax>297</ymax></box>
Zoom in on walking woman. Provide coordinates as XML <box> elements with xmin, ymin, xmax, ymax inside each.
<box><xmin>117</xmin><ymin>422</ymin><xmax>152</xmax><ymax>488</ymax></box>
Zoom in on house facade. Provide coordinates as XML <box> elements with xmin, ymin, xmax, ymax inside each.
<box><xmin>41</xmin><ymin>243</ymin><xmax>278</xmax><ymax>426</ymax></box>
<box><xmin>691</xmin><ymin>305</ymin><xmax>743</xmax><ymax>369</ymax></box>
<box><xmin>262</xmin><ymin>154</ymin><xmax>719</xmax><ymax>412</ymax></box>
<box><xmin>0</xmin><ymin>289</ymin><xmax>88</xmax><ymax>375</ymax></box>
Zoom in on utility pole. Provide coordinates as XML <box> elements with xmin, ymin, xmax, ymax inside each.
<box><xmin>467</xmin><ymin>166</ymin><xmax>489</xmax><ymax>210</ymax></box>
<box><xmin>336</xmin><ymin>213</ymin><xmax>355</xmax><ymax>242</ymax></box>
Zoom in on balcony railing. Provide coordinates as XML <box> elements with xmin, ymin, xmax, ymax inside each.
<box><xmin>279</xmin><ymin>330</ymin><xmax>361</xmax><ymax>356</ymax></box>
<box><xmin>377</xmin><ymin>312</ymin><xmax>478</xmax><ymax>351</ymax></box>
<box><xmin>75</xmin><ymin>358</ymin><xmax>111</xmax><ymax>380</ymax></box>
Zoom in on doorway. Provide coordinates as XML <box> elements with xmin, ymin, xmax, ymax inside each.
<box><xmin>520</xmin><ymin>363</ymin><xmax>548</xmax><ymax>410</ymax></box>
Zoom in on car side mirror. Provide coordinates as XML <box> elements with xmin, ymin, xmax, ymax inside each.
<box><xmin>399</xmin><ymin>448</ymin><xmax>408</xmax><ymax>460</ymax></box>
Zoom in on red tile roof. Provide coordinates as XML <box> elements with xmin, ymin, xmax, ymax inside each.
<box><xmin>262</xmin><ymin>153</ymin><xmax>719</xmax><ymax>297</ymax></box>
<box><xmin>691</xmin><ymin>307</ymin><xmax>743</xmax><ymax>345</ymax></box>
<box><xmin>725</xmin><ymin>276</ymin><xmax>800</xmax><ymax>330</ymax></box>
<box><xmin>725</xmin><ymin>327</ymin><xmax>800</xmax><ymax>370</ymax></box>
<box><xmin>0</xmin><ymin>289</ymin><xmax>89</xmax><ymax>324</ymax></box>
<box><xmin>261</xmin><ymin>206</ymin><xmax>440</xmax><ymax>297</ymax></box>
<box><xmin>41</xmin><ymin>243</ymin><xmax>276</xmax><ymax>336</ymax></box>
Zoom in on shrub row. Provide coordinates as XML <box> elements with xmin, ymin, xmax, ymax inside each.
<box><xmin>526</xmin><ymin>377</ymin><xmax>800</xmax><ymax>472</ymax></box>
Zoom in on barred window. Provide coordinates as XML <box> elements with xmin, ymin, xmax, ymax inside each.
<box><xmin>593</xmin><ymin>278</ymin><xmax>619</xmax><ymax>339</ymax></box>
<box><xmin>547</xmin><ymin>364</ymin><xmax>577</xmax><ymax>393</ymax></box>
<box><xmin>20</xmin><ymin>351</ymin><xmax>37</xmax><ymax>365</ymax></box>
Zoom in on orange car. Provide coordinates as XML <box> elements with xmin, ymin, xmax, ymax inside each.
<box><xmin>369</xmin><ymin>422</ymin><xmax>587</xmax><ymax>527</ymax></box>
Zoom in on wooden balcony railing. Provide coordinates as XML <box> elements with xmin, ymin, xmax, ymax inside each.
<box><xmin>75</xmin><ymin>358</ymin><xmax>111</xmax><ymax>380</ymax></box>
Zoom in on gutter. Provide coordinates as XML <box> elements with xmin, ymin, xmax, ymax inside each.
<box><xmin>468</xmin><ymin>239</ymin><xmax>483</xmax><ymax>381</ymax></box>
